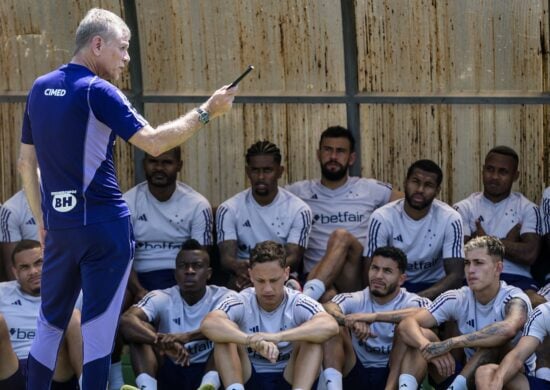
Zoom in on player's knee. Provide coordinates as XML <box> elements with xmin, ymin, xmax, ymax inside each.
<box><xmin>328</xmin><ymin>228</ymin><xmax>354</xmax><ymax>247</ymax></box>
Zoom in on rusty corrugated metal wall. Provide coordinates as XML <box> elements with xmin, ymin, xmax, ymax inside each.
<box><xmin>0</xmin><ymin>0</ymin><xmax>548</xmax><ymax>207</ymax></box>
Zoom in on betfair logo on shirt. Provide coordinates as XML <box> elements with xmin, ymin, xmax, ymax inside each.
<box><xmin>10</xmin><ymin>327</ymin><xmax>36</xmax><ymax>340</ymax></box>
<box><xmin>312</xmin><ymin>211</ymin><xmax>364</xmax><ymax>225</ymax></box>
<box><xmin>44</xmin><ymin>88</ymin><xmax>66</xmax><ymax>96</ymax></box>
<box><xmin>51</xmin><ymin>190</ymin><xmax>77</xmax><ymax>212</ymax></box>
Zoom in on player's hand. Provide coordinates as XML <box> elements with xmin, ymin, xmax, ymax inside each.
<box><xmin>345</xmin><ymin>320</ymin><xmax>373</xmax><ymax>342</ymax></box>
<box><xmin>427</xmin><ymin>352</ymin><xmax>455</xmax><ymax>379</ymax></box>
<box><xmin>233</xmin><ymin>260</ymin><xmax>252</xmax><ymax>290</ymax></box>
<box><xmin>201</xmin><ymin>85</ymin><xmax>236</xmax><ymax>119</ymax></box>
<box><xmin>474</xmin><ymin>218</ymin><xmax>487</xmax><ymax>237</ymax></box>
<box><xmin>421</xmin><ymin>340</ymin><xmax>452</xmax><ymax>361</ymax></box>
<box><xmin>162</xmin><ymin>343</ymin><xmax>190</xmax><ymax>366</ymax></box>
<box><xmin>247</xmin><ymin>332</ymin><xmax>280</xmax><ymax>346</ymax></box>
<box><xmin>254</xmin><ymin>340</ymin><xmax>280</xmax><ymax>363</ymax></box>
<box><xmin>504</xmin><ymin>223</ymin><xmax>521</xmax><ymax>242</ymax></box>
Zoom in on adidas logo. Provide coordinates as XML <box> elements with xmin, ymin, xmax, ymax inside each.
<box><xmin>311</xmin><ymin>194</ymin><xmax>318</xmax><ymax>199</ymax></box>
<box><xmin>11</xmin><ymin>300</ymin><xmax>21</xmax><ymax>306</ymax></box>
<box><xmin>173</xmin><ymin>318</ymin><xmax>181</xmax><ymax>325</ymax></box>
<box><xmin>25</xmin><ymin>218</ymin><xmax>36</xmax><ymax>225</ymax></box>
<box><xmin>400</xmin><ymin>384</ymin><xmax>408</xmax><ymax>388</ymax></box>
<box><xmin>394</xmin><ymin>234</ymin><xmax>403</xmax><ymax>242</ymax></box>
<box><xmin>242</xmin><ymin>220</ymin><xmax>251</xmax><ymax>227</ymax></box>
<box><xmin>466</xmin><ymin>319</ymin><xmax>475</xmax><ymax>328</ymax></box>
<box><xmin>249</xmin><ymin>325</ymin><xmax>259</xmax><ymax>333</ymax></box>
<box><xmin>138</xmin><ymin>214</ymin><xmax>148</xmax><ymax>221</ymax></box>
<box><xmin>479</xmin><ymin>215</ymin><xmax>484</xmax><ymax>222</ymax></box>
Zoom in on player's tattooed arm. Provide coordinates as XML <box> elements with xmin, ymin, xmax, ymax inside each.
<box><xmin>444</xmin><ymin>298</ymin><xmax>528</xmax><ymax>350</ymax></box>
<box><xmin>323</xmin><ymin>301</ymin><xmax>346</xmax><ymax>326</ymax></box>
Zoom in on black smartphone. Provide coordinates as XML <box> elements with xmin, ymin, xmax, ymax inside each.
<box><xmin>228</xmin><ymin>65</ymin><xmax>254</xmax><ymax>88</ymax></box>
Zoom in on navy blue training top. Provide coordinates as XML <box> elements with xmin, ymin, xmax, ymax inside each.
<box><xmin>21</xmin><ymin>63</ymin><xmax>148</xmax><ymax>230</ymax></box>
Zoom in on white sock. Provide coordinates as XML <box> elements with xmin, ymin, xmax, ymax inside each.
<box><xmin>108</xmin><ymin>362</ymin><xmax>124</xmax><ymax>390</ymax></box>
<box><xmin>398</xmin><ymin>373</ymin><xmax>418</xmax><ymax>389</ymax></box>
<box><xmin>226</xmin><ymin>384</ymin><xmax>245</xmax><ymax>390</ymax></box>
<box><xmin>537</xmin><ymin>367</ymin><xmax>550</xmax><ymax>381</ymax></box>
<box><xmin>303</xmin><ymin>279</ymin><xmax>326</xmax><ymax>301</ymax></box>
<box><xmin>200</xmin><ymin>370</ymin><xmax>221</xmax><ymax>388</ymax></box>
<box><xmin>447</xmin><ymin>374</ymin><xmax>467</xmax><ymax>390</ymax></box>
<box><xmin>78</xmin><ymin>375</ymin><xmax>83</xmax><ymax>389</ymax></box>
<box><xmin>323</xmin><ymin>367</ymin><xmax>343</xmax><ymax>390</ymax></box>
<box><xmin>136</xmin><ymin>373</ymin><xmax>157</xmax><ymax>389</ymax></box>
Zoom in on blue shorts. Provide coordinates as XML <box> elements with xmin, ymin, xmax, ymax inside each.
<box><xmin>343</xmin><ymin>361</ymin><xmax>388</xmax><ymax>389</ymax></box>
<box><xmin>528</xmin><ymin>375</ymin><xmax>550</xmax><ymax>390</ymax></box>
<box><xmin>245</xmin><ymin>367</ymin><xmax>292</xmax><ymax>390</ymax></box>
<box><xmin>428</xmin><ymin>362</ymin><xmax>463</xmax><ymax>390</ymax></box>
<box><xmin>157</xmin><ymin>359</ymin><xmax>206</xmax><ymax>390</ymax></box>
<box><xmin>0</xmin><ymin>359</ymin><xmax>78</xmax><ymax>390</ymax></box>
<box><xmin>501</xmin><ymin>273</ymin><xmax>539</xmax><ymax>291</ymax></box>
<box><xmin>137</xmin><ymin>269</ymin><xmax>177</xmax><ymax>291</ymax></box>
<box><xmin>403</xmin><ymin>281</ymin><xmax>434</xmax><ymax>294</ymax></box>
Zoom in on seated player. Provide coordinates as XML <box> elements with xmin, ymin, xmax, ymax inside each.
<box><xmin>322</xmin><ymin>246</ymin><xmax>431</xmax><ymax>389</ymax></box>
<box><xmin>363</xmin><ymin>159</ymin><xmax>464</xmax><ymax>299</ymax></box>
<box><xmin>0</xmin><ymin>239</ymin><xmax>81</xmax><ymax>390</ymax></box>
<box><xmin>216</xmin><ymin>140</ymin><xmax>311</xmax><ymax>290</ymax></box>
<box><xmin>475</xmin><ymin>301</ymin><xmax>550</xmax><ymax>389</ymax></box>
<box><xmin>396</xmin><ymin>236</ymin><xmax>533</xmax><ymax>390</ymax></box>
<box><xmin>119</xmin><ymin>239</ymin><xmax>236</xmax><ymax>390</ymax></box>
<box><xmin>200</xmin><ymin>241</ymin><xmax>339</xmax><ymax>390</ymax></box>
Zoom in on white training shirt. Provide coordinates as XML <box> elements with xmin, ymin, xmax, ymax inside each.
<box><xmin>428</xmin><ymin>281</ymin><xmax>534</xmax><ymax>370</ymax></box>
<box><xmin>136</xmin><ymin>284</ymin><xmax>236</xmax><ymax>364</ymax></box>
<box><xmin>0</xmin><ymin>190</ymin><xmax>39</xmax><ymax>242</ymax></box>
<box><xmin>523</xmin><ymin>301</ymin><xmax>550</xmax><ymax>343</ymax></box>
<box><xmin>286</xmin><ymin>177</ymin><xmax>392</xmax><ymax>272</ymax></box>
<box><xmin>216</xmin><ymin>187</ymin><xmax>312</xmax><ymax>259</ymax></box>
<box><xmin>216</xmin><ymin>287</ymin><xmax>325</xmax><ymax>373</ymax></box>
<box><xmin>123</xmin><ymin>182</ymin><xmax>213</xmax><ymax>273</ymax></box>
<box><xmin>542</xmin><ymin>187</ymin><xmax>550</xmax><ymax>236</ymax></box>
<box><xmin>332</xmin><ymin>288</ymin><xmax>430</xmax><ymax>368</ymax></box>
<box><xmin>0</xmin><ymin>281</ymin><xmax>41</xmax><ymax>359</ymax></box>
<box><xmin>363</xmin><ymin>199</ymin><xmax>464</xmax><ymax>285</ymax></box>
<box><xmin>453</xmin><ymin>192</ymin><xmax>541</xmax><ymax>278</ymax></box>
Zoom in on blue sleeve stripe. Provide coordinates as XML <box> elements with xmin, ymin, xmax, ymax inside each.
<box><xmin>296</xmin><ymin>301</ymin><xmax>321</xmax><ymax>316</ymax></box>
<box><xmin>218</xmin><ymin>299</ymin><xmax>243</xmax><ymax>313</ymax></box>
<box><xmin>533</xmin><ymin>206</ymin><xmax>542</xmax><ymax>235</ymax></box>
<box><xmin>428</xmin><ymin>292</ymin><xmax>457</xmax><ymax>313</ymax></box>
<box><xmin>202</xmin><ymin>208</ymin><xmax>213</xmax><ymax>245</ymax></box>
<box><xmin>542</xmin><ymin>198</ymin><xmax>550</xmax><ymax>234</ymax></box>
<box><xmin>451</xmin><ymin>220</ymin><xmax>463</xmax><ymax>257</ymax></box>
<box><xmin>298</xmin><ymin>210</ymin><xmax>312</xmax><ymax>247</ymax></box>
<box><xmin>216</xmin><ymin>206</ymin><xmax>228</xmax><ymax>242</ymax></box>
<box><xmin>0</xmin><ymin>207</ymin><xmax>11</xmax><ymax>241</ymax></box>
<box><xmin>332</xmin><ymin>293</ymin><xmax>353</xmax><ymax>305</ymax></box>
<box><xmin>366</xmin><ymin>219</ymin><xmax>382</xmax><ymax>256</ymax></box>
<box><xmin>523</xmin><ymin>308</ymin><xmax>543</xmax><ymax>336</ymax></box>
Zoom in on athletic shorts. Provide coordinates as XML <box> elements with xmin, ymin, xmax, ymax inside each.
<box><xmin>343</xmin><ymin>361</ymin><xmax>389</xmax><ymax>389</ymax></box>
<box><xmin>245</xmin><ymin>366</ymin><xmax>292</xmax><ymax>390</ymax></box>
<box><xmin>528</xmin><ymin>375</ymin><xmax>550</xmax><ymax>390</ymax></box>
<box><xmin>0</xmin><ymin>359</ymin><xmax>78</xmax><ymax>390</ymax></box>
<box><xmin>157</xmin><ymin>358</ymin><xmax>206</xmax><ymax>390</ymax></box>
<box><xmin>501</xmin><ymin>273</ymin><xmax>539</xmax><ymax>291</ymax></box>
<box><xmin>137</xmin><ymin>269</ymin><xmax>177</xmax><ymax>291</ymax></box>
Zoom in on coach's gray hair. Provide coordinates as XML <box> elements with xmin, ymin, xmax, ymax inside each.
<box><xmin>250</xmin><ymin>241</ymin><xmax>287</xmax><ymax>268</ymax></box>
<box><xmin>464</xmin><ymin>236</ymin><xmax>505</xmax><ymax>260</ymax></box>
<box><xmin>74</xmin><ymin>8</ymin><xmax>130</xmax><ymax>54</ymax></box>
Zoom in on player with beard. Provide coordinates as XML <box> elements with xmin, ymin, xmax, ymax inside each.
<box><xmin>112</xmin><ymin>147</ymin><xmax>213</xmax><ymax>389</ymax></box>
<box><xmin>363</xmin><ymin>159</ymin><xmax>464</xmax><ymax>299</ymax></box>
<box><xmin>287</xmin><ymin>126</ymin><xmax>401</xmax><ymax>301</ymax></box>
<box><xmin>216</xmin><ymin>140</ymin><xmax>312</xmax><ymax>291</ymax></box>
<box><xmin>454</xmin><ymin>146</ymin><xmax>542</xmax><ymax>293</ymax></box>
<box><xmin>124</xmin><ymin>146</ymin><xmax>213</xmax><ymax>297</ymax></box>
<box><xmin>322</xmin><ymin>246</ymin><xmax>431</xmax><ymax>390</ymax></box>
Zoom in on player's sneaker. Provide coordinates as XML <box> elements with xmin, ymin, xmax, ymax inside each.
<box><xmin>197</xmin><ymin>384</ymin><xmax>216</xmax><ymax>390</ymax></box>
<box><xmin>120</xmin><ymin>385</ymin><xmax>140</xmax><ymax>390</ymax></box>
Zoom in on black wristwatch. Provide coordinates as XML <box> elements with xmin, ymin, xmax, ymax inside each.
<box><xmin>195</xmin><ymin>107</ymin><xmax>210</xmax><ymax>124</ymax></box>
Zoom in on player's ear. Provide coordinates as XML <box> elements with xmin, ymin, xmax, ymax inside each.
<box><xmin>348</xmin><ymin>151</ymin><xmax>356</xmax><ymax>166</ymax></box>
<box><xmin>207</xmin><ymin>267</ymin><xmax>212</xmax><ymax>281</ymax></box>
